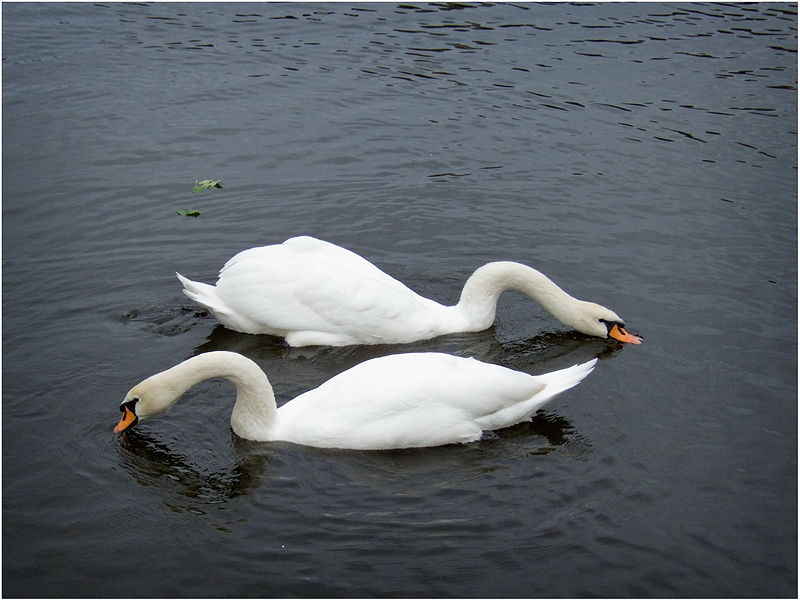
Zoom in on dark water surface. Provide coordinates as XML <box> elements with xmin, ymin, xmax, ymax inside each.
<box><xmin>3</xmin><ymin>2</ymin><xmax>797</xmax><ymax>597</ymax></box>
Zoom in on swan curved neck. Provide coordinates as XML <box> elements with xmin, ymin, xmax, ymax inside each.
<box><xmin>455</xmin><ymin>262</ymin><xmax>581</xmax><ymax>330</ymax></box>
<box><xmin>154</xmin><ymin>351</ymin><xmax>278</xmax><ymax>440</ymax></box>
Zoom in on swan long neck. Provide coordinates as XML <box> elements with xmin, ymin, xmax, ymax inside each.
<box><xmin>149</xmin><ymin>351</ymin><xmax>278</xmax><ymax>440</ymax></box>
<box><xmin>456</xmin><ymin>262</ymin><xmax>585</xmax><ymax>331</ymax></box>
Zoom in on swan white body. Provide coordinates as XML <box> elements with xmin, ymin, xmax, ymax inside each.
<box><xmin>177</xmin><ymin>236</ymin><xmax>640</xmax><ymax>347</ymax></box>
<box><xmin>115</xmin><ymin>351</ymin><xmax>597</xmax><ymax>450</ymax></box>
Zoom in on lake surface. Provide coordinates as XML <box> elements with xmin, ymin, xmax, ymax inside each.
<box><xmin>3</xmin><ymin>2</ymin><xmax>797</xmax><ymax>597</ymax></box>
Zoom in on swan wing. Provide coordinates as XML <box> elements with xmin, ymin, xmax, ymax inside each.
<box><xmin>275</xmin><ymin>353</ymin><xmax>596</xmax><ymax>449</ymax></box>
<box><xmin>212</xmin><ymin>237</ymin><xmax>444</xmax><ymax>344</ymax></box>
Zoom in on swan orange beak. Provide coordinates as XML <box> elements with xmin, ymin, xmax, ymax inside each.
<box><xmin>114</xmin><ymin>403</ymin><xmax>138</xmax><ymax>433</ymax></box>
<box><xmin>609</xmin><ymin>324</ymin><xmax>642</xmax><ymax>344</ymax></box>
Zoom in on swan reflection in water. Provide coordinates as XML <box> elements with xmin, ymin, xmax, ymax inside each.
<box><xmin>116</xmin><ymin>428</ymin><xmax>270</xmax><ymax>508</ymax></box>
<box><xmin>115</xmin><ymin>406</ymin><xmax>590</xmax><ymax>507</ymax></box>
<box><xmin>193</xmin><ymin>320</ymin><xmax>627</xmax><ymax>370</ymax></box>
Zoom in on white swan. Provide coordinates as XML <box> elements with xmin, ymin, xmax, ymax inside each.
<box><xmin>177</xmin><ymin>236</ymin><xmax>641</xmax><ymax>347</ymax></box>
<box><xmin>114</xmin><ymin>351</ymin><xmax>597</xmax><ymax>450</ymax></box>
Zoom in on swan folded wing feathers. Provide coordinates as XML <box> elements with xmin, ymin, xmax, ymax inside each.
<box><xmin>282</xmin><ymin>236</ymin><xmax>416</xmax><ymax>289</ymax></box>
<box><xmin>227</xmin><ymin>237</ymin><xmax>437</xmax><ymax>306</ymax></box>
<box><xmin>276</xmin><ymin>392</ymin><xmax>482</xmax><ymax>449</ymax></box>
<box><xmin>216</xmin><ymin>267</ymin><xmax>327</xmax><ymax>335</ymax></box>
<box><xmin>337</xmin><ymin>353</ymin><xmax>598</xmax><ymax>433</ymax></box>
<box><xmin>210</xmin><ymin>255</ymin><xmax>338</xmax><ymax>336</ymax></box>
<box><xmin>216</xmin><ymin>247</ymin><xmax>445</xmax><ymax>344</ymax></box>
<box><xmin>275</xmin><ymin>384</ymin><xmax>484</xmax><ymax>449</ymax></box>
<box><xmin>257</xmin><ymin>236</ymin><xmax>415</xmax><ymax>295</ymax></box>
<box><xmin>274</xmin><ymin>353</ymin><xmax>555</xmax><ymax>448</ymax></box>
<box><xmin>220</xmin><ymin>264</ymin><xmax>399</xmax><ymax>332</ymax></box>
<box><xmin>335</xmin><ymin>406</ymin><xmax>484</xmax><ymax>450</ymax></box>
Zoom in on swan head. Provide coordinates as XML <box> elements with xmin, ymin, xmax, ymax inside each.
<box><xmin>572</xmin><ymin>302</ymin><xmax>642</xmax><ymax>344</ymax></box>
<box><xmin>113</xmin><ymin>372</ymin><xmax>184</xmax><ymax>433</ymax></box>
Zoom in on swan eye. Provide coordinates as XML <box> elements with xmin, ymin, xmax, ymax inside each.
<box><xmin>599</xmin><ymin>318</ymin><xmax>625</xmax><ymax>331</ymax></box>
<box><xmin>120</xmin><ymin>398</ymin><xmax>139</xmax><ymax>412</ymax></box>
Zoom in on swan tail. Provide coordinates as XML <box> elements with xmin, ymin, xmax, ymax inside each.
<box><xmin>536</xmin><ymin>358</ymin><xmax>598</xmax><ymax>402</ymax></box>
<box><xmin>177</xmin><ymin>273</ymin><xmax>271</xmax><ymax>334</ymax></box>
<box><xmin>475</xmin><ymin>359</ymin><xmax>598</xmax><ymax>432</ymax></box>
<box><xmin>177</xmin><ymin>273</ymin><xmax>226</xmax><ymax>314</ymax></box>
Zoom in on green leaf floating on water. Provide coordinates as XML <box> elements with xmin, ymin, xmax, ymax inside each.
<box><xmin>177</xmin><ymin>179</ymin><xmax>219</xmax><ymax>216</ymax></box>
<box><xmin>192</xmin><ymin>179</ymin><xmax>222</xmax><ymax>194</ymax></box>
